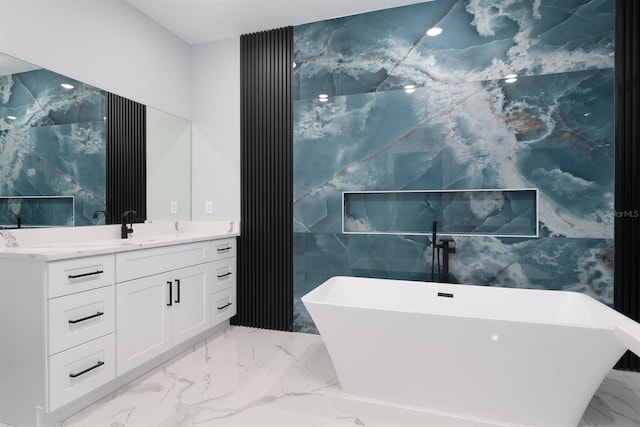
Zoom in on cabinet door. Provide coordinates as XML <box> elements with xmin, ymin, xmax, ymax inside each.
<box><xmin>171</xmin><ymin>264</ymin><xmax>210</xmax><ymax>346</ymax></box>
<box><xmin>116</xmin><ymin>273</ymin><xmax>172</xmax><ymax>375</ymax></box>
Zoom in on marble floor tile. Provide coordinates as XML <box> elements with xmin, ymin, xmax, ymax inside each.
<box><xmin>3</xmin><ymin>326</ymin><xmax>640</xmax><ymax>426</ymax></box>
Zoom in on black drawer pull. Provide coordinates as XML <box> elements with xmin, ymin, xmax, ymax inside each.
<box><xmin>167</xmin><ymin>281</ymin><xmax>173</xmax><ymax>306</ymax></box>
<box><xmin>68</xmin><ymin>270</ymin><xmax>104</xmax><ymax>279</ymax></box>
<box><xmin>217</xmin><ymin>272</ymin><xmax>232</xmax><ymax>278</ymax></box>
<box><xmin>69</xmin><ymin>361</ymin><xmax>104</xmax><ymax>378</ymax></box>
<box><xmin>217</xmin><ymin>302</ymin><xmax>232</xmax><ymax>310</ymax></box>
<box><xmin>437</xmin><ymin>292</ymin><xmax>454</xmax><ymax>298</ymax></box>
<box><xmin>175</xmin><ymin>279</ymin><xmax>181</xmax><ymax>303</ymax></box>
<box><xmin>217</xmin><ymin>247</ymin><xmax>231</xmax><ymax>252</ymax></box>
<box><xmin>68</xmin><ymin>312</ymin><xmax>104</xmax><ymax>324</ymax></box>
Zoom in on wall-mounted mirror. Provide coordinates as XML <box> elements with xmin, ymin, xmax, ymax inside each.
<box><xmin>0</xmin><ymin>52</ymin><xmax>191</xmax><ymax>228</ymax></box>
<box><xmin>146</xmin><ymin>107</ymin><xmax>191</xmax><ymax>222</ymax></box>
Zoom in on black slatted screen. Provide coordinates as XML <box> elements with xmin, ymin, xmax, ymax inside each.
<box><xmin>235</xmin><ymin>27</ymin><xmax>293</xmax><ymax>331</ymax></box>
<box><xmin>614</xmin><ymin>0</ymin><xmax>640</xmax><ymax>371</ymax></box>
<box><xmin>105</xmin><ymin>92</ymin><xmax>147</xmax><ymax>225</ymax></box>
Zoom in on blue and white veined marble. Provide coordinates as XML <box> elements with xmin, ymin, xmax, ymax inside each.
<box><xmin>293</xmin><ymin>0</ymin><xmax>614</xmax><ymax>333</ymax></box>
<box><xmin>0</xmin><ymin>69</ymin><xmax>106</xmax><ymax>227</ymax></box>
<box><xmin>294</xmin><ymin>0</ymin><xmax>614</xmax><ymax>99</ymax></box>
<box><xmin>294</xmin><ymin>69</ymin><xmax>613</xmax><ymax>238</ymax></box>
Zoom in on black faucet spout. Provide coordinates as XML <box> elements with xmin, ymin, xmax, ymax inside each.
<box><xmin>121</xmin><ymin>210</ymin><xmax>138</xmax><ymax>239</ymax></box>
<box><xmin>93</xmin><ymin>210</ymin><xmax>110</xmax><ymax>224</ymax></box>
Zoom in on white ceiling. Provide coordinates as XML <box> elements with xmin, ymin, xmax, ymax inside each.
<box><xmin>124</xmin><ymin>0</ymin><xmax>429</xmax><ymax>45</ymax></box>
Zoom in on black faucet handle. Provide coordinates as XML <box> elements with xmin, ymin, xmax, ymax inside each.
<box><xmin>439</xmin><ymin>235</ymin><xmax>456</xmax><ymax>254</ymax></box>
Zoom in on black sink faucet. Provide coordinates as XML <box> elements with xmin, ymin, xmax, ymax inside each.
<box><xmin>92</xmin><ymin>210</ymin><xmax>110</xmax><ymax>224</ymax></box>
<box><xmin>121</xmin><ymin>210</ymin><xmax>138</xmax><ymax>239</ymax></box>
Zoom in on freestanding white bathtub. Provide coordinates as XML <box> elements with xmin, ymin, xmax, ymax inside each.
<box><xmin>301</xmin><ymin>276</ymin><xmax>640</xmax><ymax>427</ymax></box>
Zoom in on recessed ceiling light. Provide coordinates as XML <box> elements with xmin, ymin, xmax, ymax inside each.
<box><xmin>60</xmin><ymin>83</ymin><xmax>74</xmax><ymax>89</ymax></box>
<box><xmin>426</xmin><ymin>27</ymin><xmax>443</xmax><ymax>37</ymax></box>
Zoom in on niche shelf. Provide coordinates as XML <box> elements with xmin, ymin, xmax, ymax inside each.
<box><xmin>342</xmin><ymin>189</ymin><xmax>538</xmax><ymax>237</ymax></box>
<box><xmin>0</xmin><ymin>196</ymin><xmax>75</xmax><ymax>227</ymax></box>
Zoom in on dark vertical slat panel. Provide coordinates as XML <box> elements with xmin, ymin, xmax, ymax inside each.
<box><xmin>235</xmin><ymin>27</ymin><xmax>293</xmax><ymax>331</ymax></box>
<box><xmin>105</xmin><ymin>93</ymin><xmax>147</xmax><ymax>225</ymax></box>
<box><xmin>615</xmin><ymin>0</ymin><xmax>640</xmax><ymax>371</ymax></box>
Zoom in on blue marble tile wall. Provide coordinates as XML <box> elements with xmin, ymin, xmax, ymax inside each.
<box><xmin>0</xmin><ymin>69</ymin><xmax>106</xmax><ymax>227</ymax></box>
<box><xmin>293</xmin><ymin>0</ymin><xmax>615</xmax><ymax>333</ymax></box>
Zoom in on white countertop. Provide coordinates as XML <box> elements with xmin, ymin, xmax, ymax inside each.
<box><xmin>0</xmin><ymin>221</ymin><xmax>240</xmax><ymax>261</ymax></box>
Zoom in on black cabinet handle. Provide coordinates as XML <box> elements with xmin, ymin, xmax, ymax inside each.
<box><xmin>68</xmin><ymin>270</ymin><xmax>103</xmax><ymax>279</ymax></box>
<box><xmin>69</xmin><ymin>361</ymin><xmax>104</xmax><ymax>378</ymax></box>
<box><xmin>167</xmin><ymin>281</ymin><xmax>173</xmax><ymax>306</ymax></box>
<box><xmin>68</xmin><ymin>312</ymin><xmax>104</xmax><ymax>324</ymax></box>
<box><xmin>217</xmin><ymin>247</ymin><xmax>231</xmax><ymax>252</ymax></box>
<box><xmin>175</xmin><ymin>279</ymin><xmax>181</xmax><ymax>303</ymax></box>
<box><xmin>217</xmin><ymin>272</ymin><xmax>232</xmax><ymax>278</ymax></box>
<box><xmin>217</xmin><ymin>302</ymin><xmax>232</xmax><ymax>310</ymax></box>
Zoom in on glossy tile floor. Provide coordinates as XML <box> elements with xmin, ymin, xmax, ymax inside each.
<box><xmin>4</xmin><ymin>326</ymin><xmax>640</xmax><ymax>427</ymax></box>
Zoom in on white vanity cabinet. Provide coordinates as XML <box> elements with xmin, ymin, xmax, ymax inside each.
<box><xmin>0</xmin><ymin>254</ymin><xmax>116</xmax><ymax>427</ymax></box>
<box><xmin>115</xmin><ymin>243</ymin><xmax>211</xmax><ymax>375</ymax></box>
<box><xmin>210</xmin><ymin>238</ymin><xmax>237</xmax><ymax>325</ymax></box>
<box><xmin>0</xmin><ymin>233</ymin><xmax>238</xmax><ymax>427</ymax></box>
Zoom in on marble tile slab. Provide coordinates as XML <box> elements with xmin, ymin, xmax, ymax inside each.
<box><xmin>3</xmin><ymin>326</ymin><xmax>638</xmax><ymax>427</ymax></box>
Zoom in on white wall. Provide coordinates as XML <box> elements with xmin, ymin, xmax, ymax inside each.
<box><xmin>190</xmin><ymin>38</ymin><xmax>241</xmax><ymax>221</ymax></box>
<box><xmin>0</xmin><ymin>0</ymin><xmax>191</xmax><ymax>119</ymax></box>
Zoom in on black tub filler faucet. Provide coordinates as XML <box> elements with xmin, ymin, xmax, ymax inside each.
<box><xmin>431</xmin><ymin>221</ymin><xmax>456</xmax><ymax>283</ymax></box>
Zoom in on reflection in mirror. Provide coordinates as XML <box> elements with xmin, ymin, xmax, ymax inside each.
<box><xmin>0</xmin><ymin>53</ymin><xmax>192</xmax><ymax>228</ymax></box>
<box><xmin>146</xmin><ymin>108</ymin><xmax>191</xmax><ymax>221</ymax></box>
<box><xmin>0</xmin><ymin>54</ymin><xmax>106</xmax><ymax>228</ymax></box>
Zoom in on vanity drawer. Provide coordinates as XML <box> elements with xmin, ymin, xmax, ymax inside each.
<box><xmin>116</xmin><ymin>242</ymin><xmax>210</xmax><ymax>282</ymax></box>
<box><xmin>47</xmin><ymin>255</ymin><xmax>115</xmax><ymax>298</ymax></box>
<box><xmin>48</xmin><ymin>286</ymin><xmax>115</xmax><ymax>355</ymax></box>
<box><xmin>211</xmin><ymin>238</ymin><xmax>236</xmax><ymax>262</ymax></box>
<box><xmin>210</xmin><ymin>258</ymin><xmax>236</xmax><ymax>294</ymax></box>
<box><xmin>48</xmin><ymin>333</ymin><xmax>116</xmax><ymax>411</ymax></box>
<box><xmin>211</xmin><ymin>287</ymin><xmax>236</xmax><ymax>326</ymax></box>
